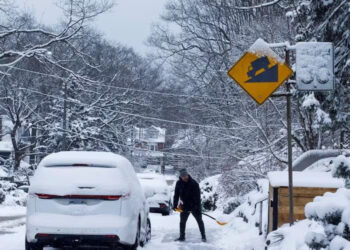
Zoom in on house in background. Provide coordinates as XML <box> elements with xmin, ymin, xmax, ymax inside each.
<box><xmin>0</xmin><ymin>115</ymin><xmax>13</xmax><ymax>161</ymax></box>
<box><xmin>129</xmin><ymin>126</ymin><xmax>166</xmax><ymax>168</ymax></box>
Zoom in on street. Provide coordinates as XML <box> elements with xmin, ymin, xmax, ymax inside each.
<box><xmin>0</xmin><ymin>212</ymin><xmax>225</xmax><ymax>250</ymax></box>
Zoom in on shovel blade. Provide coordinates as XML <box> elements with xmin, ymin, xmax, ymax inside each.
<box><xmin>216</xmin><ymin>221</ymin><xmax>228</xmax><ymax>226</ymax></box>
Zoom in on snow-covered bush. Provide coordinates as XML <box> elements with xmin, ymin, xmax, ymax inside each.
<box><xmin>200</xmin><ymin>175</ymin><xmax>221</xmax><ymax>211</ymax></box>
<box><xmin>0</xmin><ymin>186</ymin><xmax>5</xmax><ymax>204</ymax></box>
<box><xmin>332</xmin><ymin>155</ymin><xmax>350</xmax><ymax>188</ymax></box>
<box><xmin>0</xmin><ymin>180</ymin><xmax>27</xmax><ymax>206</ymax></box>
<box><xmin>305</xmin><ymin>232</ymin><xmax>329</xmax><ymax>250</ymax></box>
<box><xmin>223</xmin><ymin>197</ymin><xmax>241</xmax><ymax>215</ymax></box>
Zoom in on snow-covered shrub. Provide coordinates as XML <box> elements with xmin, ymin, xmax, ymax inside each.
<box><xmin>305</xmin><ymin>232</ymin><xmax>329</xmax><ymax>249</ymax></box>
<box><xmin>223</xmin><ymin>197</ymin><xmax>241</xmax><ymax>215</ymax></box>
<box><xmin>200</xmin><ymin>175</ymin><xmax>221</xmax><ymax>211</ymax></box>
<box><xmin>305</xmin><ymin>189</ymin><xmax>348</xmax><ymax>224</ymax></box>
<box><xmin>332</xmin><ymin>155</ymin><xmax>350</xmax><ymax>188</ymax></box>
<box><xmin>0</xmin><ymin>186</ymin><xmax>5</xmax><ymax>203</ymax></box>
<box><xmin>0</xmin><ymin>180</ymin><xmax>27</xmax><ymax>206</ymax></box>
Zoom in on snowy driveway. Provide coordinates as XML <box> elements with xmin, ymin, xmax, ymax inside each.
<box><xmin>0</xmin><ymin>211</ymin><xmax>265</xmax><ymax>250</ymax></box>
<box><xmin>0</xmin><ymin>212</ymin><xmax>223</xmax><ymax>250</ymax></box>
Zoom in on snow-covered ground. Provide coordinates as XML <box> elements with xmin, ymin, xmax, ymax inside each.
<box><xmin>0</xmin><ymin>209</ymin><xmax>264</xmax><ymax>250</ymax></box>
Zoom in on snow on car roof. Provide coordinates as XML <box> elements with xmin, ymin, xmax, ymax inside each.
<box><xmin>38</xmin><ymin>151</ymin><xmax>133</xmax><ymax>169</ymax></box>
<box><xmin>31</xmin><ymin>151</ymin><xmax>138</xmax><ymax>196</ymax></box>
<box><xmin>267</xmin><ymin>171</ymin><xmax>344</xmax><ymax>188</ymax></box>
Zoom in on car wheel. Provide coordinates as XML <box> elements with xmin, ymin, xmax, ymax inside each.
<box><xmin>25</xmin><ymin>238</ymin><xmax>43</xmax><ymax>250</ymax></box>
<box><xmin>146</xmin><ymin>218</ymin><xmax>151</xmax><ymax>242</ymax></box>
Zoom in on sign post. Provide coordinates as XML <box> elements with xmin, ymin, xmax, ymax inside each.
<box><xmin>228</xmin><ymin>39</ymin><xmax>334</xmax><ymax>227</ymax></box>
<box><xmin>285</xmin><ymin>49</ymin><xmax>294</xmax><ymax>225</ymax></box>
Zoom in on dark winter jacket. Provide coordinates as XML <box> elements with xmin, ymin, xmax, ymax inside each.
<box><xmin>173</xmin><ymin>175</ymin><xmax>201</xmax><ymax>212</ymax></box>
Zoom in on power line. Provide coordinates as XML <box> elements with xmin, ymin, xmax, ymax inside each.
<box><xmin>24</xmin><ymin>104</ymin><xmax>233</xmax><ymax>160</ymax></box>
<box><xmin>10</xmin><ymin>66</ymin><xmax>239</xmax><ymax>103</ymax></box>
<box><xmin>20</xmin><ymin>87</ymin><xmax>244</xmax><ymax>131</ymax></box>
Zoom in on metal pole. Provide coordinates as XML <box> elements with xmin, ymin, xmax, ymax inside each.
<box><xmin>259</xmin><ymin>201</ymin><xmax>263</xmax><ymax>235</ymax></box>
<box><xmin>285</xmin><ymin>49</ymin><xmax>294</xmax><ymax>225</ymax></box>
<box><xmin>62</xmin><ymin>80</ymin><xmax>67</xmax><ymax>150</ymax></box>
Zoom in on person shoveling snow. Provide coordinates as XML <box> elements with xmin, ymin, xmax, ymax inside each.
<box><xmin>173</xmin><ymin>168</ymin><xmax>207</xmax><ymax>242</ymax></box>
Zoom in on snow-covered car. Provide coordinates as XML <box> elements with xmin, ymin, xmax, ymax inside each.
<box><xmin>137</xmin><ymin>173</ymin><xmax>172</xmax><ymax>216</ymax></box>
<box><xmin>26</xmin><ymin>151</ymin><xmax>151</xmax><ymax>250</ymax></box>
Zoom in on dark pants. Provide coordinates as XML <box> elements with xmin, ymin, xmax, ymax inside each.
<box><xmin>180</xmin><ymin>209</ymin><xmax>206</xmax><ymax>239</ymax></box>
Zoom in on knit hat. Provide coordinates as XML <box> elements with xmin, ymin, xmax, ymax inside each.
<box><xmin>179</xmin><ymin>168</ymin><xmax>189</xmax><ymax>177</ymax></box>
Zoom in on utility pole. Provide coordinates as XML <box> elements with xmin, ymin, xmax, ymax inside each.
<box><xmin>62</xmin><ymin>80</ymin><xmax>67</xmax><ymax>150</ymax></box>
<box><xmin>285</xmin><ymin>49</ymin><xmax>294</xmax><ymax>225</ymax></box>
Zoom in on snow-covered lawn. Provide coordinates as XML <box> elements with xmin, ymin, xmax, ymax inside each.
<box><xmin>0</xmin><ymin>210</ymin><xmax>264</xmax><ymax>250</ymax></box>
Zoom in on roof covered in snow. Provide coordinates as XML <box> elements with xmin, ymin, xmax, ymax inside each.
<box><xmin>268</xmin><ymin>171</ymin><xmax>344</xmax><ymax>188</ymax></box>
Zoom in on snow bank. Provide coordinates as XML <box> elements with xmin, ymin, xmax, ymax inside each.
<box><xmin>0</xmin><ymin>205</ymin><xmax>26</xmax><ymax>217</ymax></box>
<box><xmin>217</xmin><ymin>217</ymin><xmax>265</xmax><ymax>250</ymax></box>
<box><xmin>268</xmin><ymin>171</ymin><xmax>344</xmax><ymax>188</ymax></box>
<box><xmin>267</xmin><ymin>220</ymin><xmax>325</xmax><ymax>250</ymax></box>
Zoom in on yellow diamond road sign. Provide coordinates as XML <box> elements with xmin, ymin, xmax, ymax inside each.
<box><xmin>228</xmin><ymin>39</ymin><xmax>293</xmax><ymax>105</ymax></box>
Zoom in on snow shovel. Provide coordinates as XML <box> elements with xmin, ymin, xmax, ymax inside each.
<box><xmin>174</xmin><ymin>208</ymin><xmax>228</xmax><ymax>226</ymax></box>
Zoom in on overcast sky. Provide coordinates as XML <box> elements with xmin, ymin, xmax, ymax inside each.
<box><xmin>18</xmin><ymin>0</ymin><xmax>167</xmax><ymax>55</ymax></box>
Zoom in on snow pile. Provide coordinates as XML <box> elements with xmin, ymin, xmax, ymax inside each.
<box><xmin>267</xmin><ymin>220</ymin><xmax>325</xmax><ymax>250</ymax></box>
<box><xmin>217</xmin><ymin>217</ymin><xmax>265</xmax><ymax>250</ymax></box>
